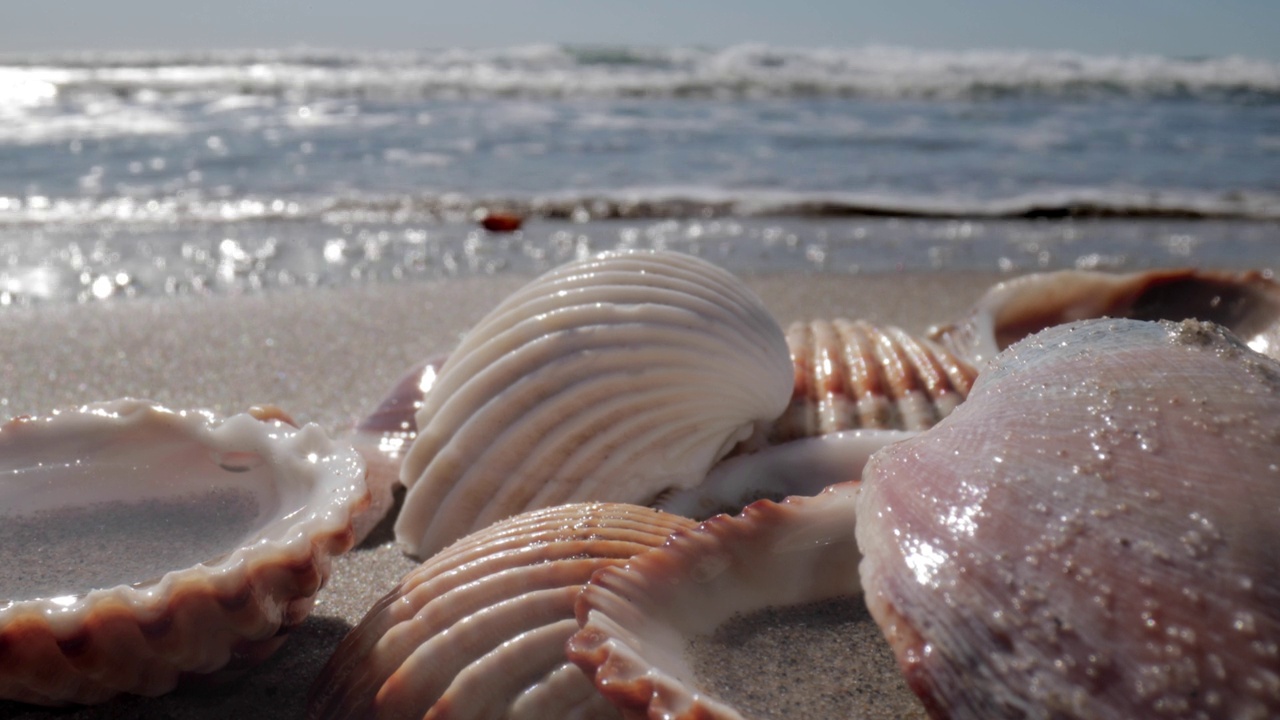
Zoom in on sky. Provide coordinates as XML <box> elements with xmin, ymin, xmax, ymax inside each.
<box><xmin>4</xmin><ymin>0</ymin><xmax>1279</xmax><ymax>60</ymax></box>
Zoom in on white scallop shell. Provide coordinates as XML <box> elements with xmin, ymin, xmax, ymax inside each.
<box><xmin>308</xmin><ymin>502</ymin><xmax>696</xmax><ymax>720</ymax></box>
<box><xmin>0</xmin><ymin>399</ymin><xmax>367</xmax><ymax>706</ymax></box>
<box><xmin>930</xmin><ymin>267</ymin><xmax>1280</xmax><ymax>367</ymax></box>
<box><xmin>394</xmin><ymin>250</ymin><xmax>793</xmax><ymax>558</ymax></box>
<box><xmin>569</xmin><ymin>482</ymin><xmax>864</xmax><ymax>720</ymax></box>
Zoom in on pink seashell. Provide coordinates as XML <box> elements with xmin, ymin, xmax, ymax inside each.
<box><xmin>858</xmin><ymin>318</ymin><xmax>1280</xmax><ymax>719</ymax></box>
<box><xmin>308</xmin><ymin>502</ymin><xmax>696</xmax><ymax>720</ymax></box>
<box><xmin>0</xmin><ymin>399</ymin><xmax>367</xmax><ymax>706</ymax></box>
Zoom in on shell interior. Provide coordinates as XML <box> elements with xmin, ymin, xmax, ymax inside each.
<box><xmin>0</xmin><ymin>399</ymin><xmax>368</xmax><ymax>705</ymax></box>
<box><xmin>3</xmin><ymin>431</ymin><xmax>272</xmax><ymax>602</ymax></box>
<box><xmin>0</xmin><ymin>401</ymin><xmax>365</xmax><ymax>607</ymax></box>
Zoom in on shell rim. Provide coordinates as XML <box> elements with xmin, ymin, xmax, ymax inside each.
<box><xmin>0</xmin><ymin>398</ymin><xmax>368</xmax><ymax>626</ymax></box>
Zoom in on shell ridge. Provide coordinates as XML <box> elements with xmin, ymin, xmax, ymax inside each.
<box><xmin>310</xmin><ymin>502</ymin><xmax>694</xmax><ymax>719</ymax></box>
<box><xmin>395</xmin><ymin>250</ymin><xmax>790</xmax><ymax>558</ymax></box>
<box><xmin>379</xmin><ymin>585</ymin><xmax>580</xmax><ymax>717</ymax></box>
<box><xmin>403</xmin><ymin>336</ymin><xmax>788</xmax><ymax>557</ymax></box>
<box><xmin>425</xmin><ymin>618</ymin><xmax>583</xmax><ymax>720</ymax></box>
<box><xmin>839</xmin><ymin>320</ymin><xmax>892</xmax><ymax>430</ymax></box>
<box><xmin>509</xmin><ymin>395</ymin><xmax>730</xmax><ymax>516</ymax></box>
<box><xmin>404</xmin><ymin>308</ymin><xmax>784</xmax><ymax>478</ymax></box>
<box><xmin>506</xmin><ymin>661</ymin><xmax>618</xmax><ymax>720</ymax></box>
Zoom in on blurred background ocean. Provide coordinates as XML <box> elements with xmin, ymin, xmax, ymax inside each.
<box><xmin>1</xmin><ymin>44</ymin><xmax>1277</xmax><ymax>305</ymax></box>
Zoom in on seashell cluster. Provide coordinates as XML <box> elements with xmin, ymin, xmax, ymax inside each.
<box><xmin>570</xmin><ymin>483</ymin><xmax>864</xmax><ymax>720</ymax></box>
<box><xmin>0</xmin><ymin>399</ymin><xmax>367</xmax><ymax>706</ymax></box>
<box><xmin>857</xmin><ymin>318</ymin><xmax>1280</xmax><ymax>719</ymax></box>
<box><xmin>10</xmin><ymin>254</ymin><xmax>1269</xmax><ymax>717</ymax></box>
<box><xmin>394</xmin><ymin>250</ymin><xmax>794</xmax><ymax>558</ymax></box>
<box><xmin>308</xmin><ymin>502</ymin><xmax>695</xmax><ymax>720</ymax></box>
<box><xmin>334</xmin><ymin>259</ymin><xmax>1280</xmax><ymax>720</ymax></box>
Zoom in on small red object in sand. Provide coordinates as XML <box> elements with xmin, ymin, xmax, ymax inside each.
<box><xmin>480</xmin><ymin>213</ymin><xmax>523</xmax><ymax>232</ymax></box>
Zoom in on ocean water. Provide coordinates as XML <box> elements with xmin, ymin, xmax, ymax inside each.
<box><xmin>1</xmin><ymin>44</ymin><xmax>1277</xmax><ymax>305</ymax></box>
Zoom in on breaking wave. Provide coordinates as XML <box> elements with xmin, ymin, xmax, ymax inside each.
<box><xmin>3</xmin><ymin>44</ymin><xmax>1278</xmax><ymax>103</ymax></box>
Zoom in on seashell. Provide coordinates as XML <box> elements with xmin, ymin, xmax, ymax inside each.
<box><xmin>0</xmin><ymin>399</ymin><xmax>367</xmax><ymax>706</ymax></box>
<box><xmin>308</xmin><ymin>502</ymin><xmax>696</xmax><ymax>720</ymax></box>
<box><xmin>770</xmin><ymin>318</ymin><xmax>977</xmax><ymax>442</ymax></box>
<box><xmin>394</xmin><ymin>249</ymin><xmax>794</xmax><ymax>558</ymax></box>
<box><xmin>346</xmin><ymin>355</ymin><xmax>446</xmax><ymax>544</ymax></box>
<box><xmin>930</xmin><ymin>267</ymin><xmax>1280</xmax><ymax>367</ymax></box>
<box><xmin>856</xmin><ymin>318</ymin><xmax>1280</xmax><ymax>719</ymax></box>
<box><xmin>654</xmin><ymin>316</ymin><xmax>970</xmax><ymax>518</ymax></box>
<box><xmin>569</xmin><ymin>482</ymin><xmax>865</xmax><ymax>720</ymax></box>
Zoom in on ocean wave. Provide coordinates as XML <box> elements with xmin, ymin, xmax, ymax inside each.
<box><xmin>2</xmin><ymin>44</ymin><xmax>1278</xmax><ymax>103</ymax></box>
<box><xmin>2</xmin><ymin>188</ymin><xmax>1276</xmax><ymax>227</ymax></box>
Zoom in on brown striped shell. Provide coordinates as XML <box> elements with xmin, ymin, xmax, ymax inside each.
<box><xmin>768</xmin><ymin>319</ymin><xmax>977</xmax><ymax>443</ymax></box>
<box><xmin>308</xmin><ymin>502</ymin><xmax>697</xmax><ymax>720</ymax></box>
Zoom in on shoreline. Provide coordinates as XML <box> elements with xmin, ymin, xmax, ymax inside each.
<box><xmin>1</xmin><ymin>270</ymin><xmax>1004</xmax><ymax>719</ymax></box>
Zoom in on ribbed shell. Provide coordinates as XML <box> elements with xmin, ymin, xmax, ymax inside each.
<box><xmin>569</xmin><ymin>483</ymin><xmax>864</xmax><ymax>720</ymax></box>
<box><xmin>308</xmin><ymin>502</ymin><xmax>696</xmax><ymax>720</ymax></box>
<box><xmin>770</xmin><ymin>319</ymin><xmax>977</xmax><ymax>442</ymax></box>
<box><xmin>858</xmin><ymin>319</ymin><xmax>1280</xmax><ymax>719</ymax></box>
<box><xmin>394</xmin><ymin>250</ymin><xmax>793</xmax><ymax>559</ymax></box>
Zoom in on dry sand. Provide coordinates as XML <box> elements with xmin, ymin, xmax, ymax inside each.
<box><xmin>0</xmin><ymin>270</ymin><xmax>1003</xmax><ymax>719</ymax></box>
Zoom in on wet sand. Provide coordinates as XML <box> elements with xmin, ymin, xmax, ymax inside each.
<box><xmin>0</xmin><ymin>270</ymin><xmax>1002</xmax><ymax>719</ymax></box>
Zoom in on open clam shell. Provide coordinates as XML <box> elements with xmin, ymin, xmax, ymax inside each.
<box><xmin>394</xmin><ymin>250</ymin><xmax>793</xmax><ymax>558</ymax></box>
<box><xmin>308</xmin><ymin>502</ymin><xmax>696</xmax><ymax>720</ymax></box>
<box><xmin>0</xmin><ymin>399</ymin><xmax>367</xmax><ymax>706</ymax></box>
<box><xmin>568</xmin><ymin>482</ymin><xmax>864</xmax><ymax>720</ymax></box>
<box><xmin>930</xmin><ymin>268</ymin><xmax>1280</xmax><ymax>366</ymax></box>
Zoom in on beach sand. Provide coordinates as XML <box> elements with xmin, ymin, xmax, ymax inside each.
<box><xmin>0</xmin><ymin>270</ymin><xmax>1004</xmax><ymax>719</ymax></box>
